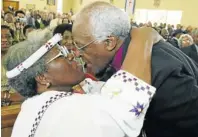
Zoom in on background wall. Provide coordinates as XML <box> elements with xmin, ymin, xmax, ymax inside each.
<box><xmin>63</xmin><ymin>0</ymin><xmax>73</xmax><ymax>13</ymax></box>
<box><xmin>64</xmin><ymin>0</ymin><xmax>125</xmax><ymax>13</ymax></box>
<box><xmin>63</xmin><ymin>0</ymin><xmax>197</xmax><ymax>26</ymax></box>
<box><xmin>3</xmin><ymin>0</ymin><xmax>57</xmax><ymax>12</ymax></box>
<box><xmin>135</xmin><ymin>0</ymin><xmax>198</xmax><ymax>26</ymax></box>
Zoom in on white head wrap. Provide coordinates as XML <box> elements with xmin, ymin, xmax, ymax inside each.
<box><xmin>6</xmin><ymin>34</ymin><xmax>62</xmax><ymax>79</ymax></box>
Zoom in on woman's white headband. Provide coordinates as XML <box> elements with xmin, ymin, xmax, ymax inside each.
<box><xmin>6</xmin><ymin>34</ymin><xmax>63</xmax><ymax>79</ymax></box>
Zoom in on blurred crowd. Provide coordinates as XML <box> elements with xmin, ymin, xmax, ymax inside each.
<box><xmin>1</xmin><ymin>8</ymin><xmax>74</xmax><ymax>45</ymax></box>
<box><xmin>131</xmin><ymin>20</ymin><xmax>198</xmax><ymax>49</ymax></box>
<box><xmin>2</xmin><ymin>6</ymin><xmax>197</xmax><ymax>49</ymax></box>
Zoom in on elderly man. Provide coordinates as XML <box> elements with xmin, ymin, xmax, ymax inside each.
<box><xmin>72</xmin><ymin>2</ymin><xmax>198</xmax><ymax>137</ymax></box>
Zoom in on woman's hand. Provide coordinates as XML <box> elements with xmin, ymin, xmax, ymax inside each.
<box><xmin>122</xmin><ymin>27</ymin><xmax>163</xmax><ymax>84</ymax></box>
<box><xmin>130</xmin><ymin>27</ymin><xmax>163</xmax><ymax>44</ymax></box>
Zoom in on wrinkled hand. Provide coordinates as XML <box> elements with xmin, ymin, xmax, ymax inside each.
<box><xmin>122</xmin><ymin>27</ymin><xmax>162</xmax><ymax>84</ymax></box>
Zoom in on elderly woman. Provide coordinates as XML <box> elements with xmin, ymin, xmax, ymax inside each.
<box><xmin>179</xmin><ymin>34</ymin><xmax>194</xmax><ymax>47</ymax></box>
<box><xmin>4</xmin><ymin>28</ymin><xmax>157</xmax><ymax>137</ymax></box>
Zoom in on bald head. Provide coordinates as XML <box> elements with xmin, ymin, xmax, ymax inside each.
<box><xmin>73</xmin><ymin>1</ymin><xmax>130</xmax><ymax>42</ymax></box>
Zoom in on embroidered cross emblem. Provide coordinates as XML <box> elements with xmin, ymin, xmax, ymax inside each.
<box><xmin>17</xmin><ymin>63</ymin><xmax>24</xmax><ymax>72</ymax></box>
<box><xmin>45</xmin><ymin>42</ymin><xmax>53</xmax><ymax>50</ymax></box>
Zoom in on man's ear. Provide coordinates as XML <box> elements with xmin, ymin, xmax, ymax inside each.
<box><xmin>104</xmin><ymin>36</ymin><xmax>117</xmax><ymax>51</ymax></box>
<box><xmin>35</xmin><ymin>74</ymin><xmax>49</xmax><ymax>86</ymax></box>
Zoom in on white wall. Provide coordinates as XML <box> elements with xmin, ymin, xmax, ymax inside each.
<box><xmin>7</xmin><ymin>0</ymin><xmax>57</xmax><ymax>12</ymax></box>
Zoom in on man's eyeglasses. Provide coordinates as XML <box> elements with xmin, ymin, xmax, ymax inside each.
<box><xmin>73</xmin><ymin>39</ymin><xmax>97</xmax><ymax>52</ymax></box>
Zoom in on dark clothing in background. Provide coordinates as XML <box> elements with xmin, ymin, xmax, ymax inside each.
<box><xmin>167</xmin><ymin>37</ymin><xmax>180</xmax><ymax>49</ymax></box>
<box><xmin>181</xmin><ymin>44</ymin><xmax>198</xmax><ymax>65</ymax></box>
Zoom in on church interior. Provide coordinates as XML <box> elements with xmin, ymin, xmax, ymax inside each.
<box><xmin>1</xmin><ymin>0</ymin><xmax>198</xmax><ymax>137</ymax></box>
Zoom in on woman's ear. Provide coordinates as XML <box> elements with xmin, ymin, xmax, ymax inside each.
<box><xmin>104</xmin><ymin>36</ymin><xmax>117</xmax><ymax>51</ymax></box>
<box><xmin>35</xmin><ymin>74</ymin><xmax>49</xmax><ymax>86</ymax></box>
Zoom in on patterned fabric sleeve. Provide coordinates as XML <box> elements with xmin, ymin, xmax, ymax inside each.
<box><xmin>81</xmin><ymin>78</ymin><xmax>105</xmax><ymax>94</ymax></box>
<box><xmin>101</xmin><ymin>70</ymin><xmax>156</xmax><ymax>137</ymax></box>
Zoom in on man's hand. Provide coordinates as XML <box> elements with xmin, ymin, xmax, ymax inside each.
<box><xmin>122</xmin><ymin>27</ymin><xmax>163</xmax><ymax>84</ymax></box>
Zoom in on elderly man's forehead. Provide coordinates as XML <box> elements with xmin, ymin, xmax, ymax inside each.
<box><xmin>72</xmin><ymin>17</ymin><xmax>92</xmax><ymax>41</ymax></box>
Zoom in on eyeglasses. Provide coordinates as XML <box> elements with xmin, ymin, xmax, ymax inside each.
<box><xmin>73</xmin><ymin>39</ymin><xmax>97</xmax><ymax>53</ymax></box>
<box><xmin>46</xmin><ymin>44</ymin><xmax>87</xmax><ymax>72</ymax></box>
<box><xmin>46</xmin><ymin>44</ymin><xmax>70</xmax><ymax>64</ymax></box>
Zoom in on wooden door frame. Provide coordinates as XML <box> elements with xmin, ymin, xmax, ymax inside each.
<box><xmin>3</xmin><ymin>0</ymin><xmax>19</xmax><ymax>11</ymax></box>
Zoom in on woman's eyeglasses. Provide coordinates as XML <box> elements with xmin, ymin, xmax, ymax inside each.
<box><xmin>46</xmin><ymin>44</ymin><xmax>87</xmax><ymax>72</ymax></box>
<box><xmin>46</xmin><ymin>44</ymin><xmax>70</xmax><ymax>64</ymax></box>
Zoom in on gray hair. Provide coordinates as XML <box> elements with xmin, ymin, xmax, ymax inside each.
<box><xmin>178</xmin><ymin>34</ymin><xmax>194</xmax><ymax>47</ymax></box>
<box><xmin>3</xmin><ymin>28</ymin><xmax>53</xmax><ymax>97</ymax></box>
<box><xmin>77</xmin><ymin>1</ymin><xmax>130</xmax><ymax>42</ymax></box>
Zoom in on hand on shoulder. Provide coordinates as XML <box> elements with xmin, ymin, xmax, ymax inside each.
<box><xmin>122</xmin><ymin>27</ymin><xmax>162</xmax><ymax>84</ymax></box>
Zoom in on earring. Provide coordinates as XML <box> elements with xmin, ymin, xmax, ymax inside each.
<box><xmin>46</xmin><ymin>83</ymin><xmax>51</xmax><ymax>88</ymax></box>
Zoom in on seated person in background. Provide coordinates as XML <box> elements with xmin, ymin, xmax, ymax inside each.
<box><xmin>167</xmin><ymin>24</ymin><xmax>174</xmax><ymax>36</ymax></box>
<box><xmin>167</xmin><ymin>29</ymin><xmax>184</xmax><ymax>49</ymax></box>
<box><xmin>15</xmin><ymin>10</ymin><xmax>25</xmax><ymax>19</ymax></box>
<box><xmin>5</xmin><ymin>28</ymin><xmax>159</xmax><ymax>137</ymax></box>
<box><xmin>179</xmin><ymin>34</ymin><xmax>194</xmax><ymax>48</ymax></box>
<box><xmin>62</xmin><ymin>18</ymin><xmax>72</xmax><ymax>24</ymax></box>
<box><xmin>15</xmin><ymin>10</ymin><xmax>27</xmax><ymax>28</ymax></box>
<box><xmin>1</xmin><ymin>25</ymin><xmax>24</xmax><ymax>106</ymax></box>
<box><xmin>160</xmin><ymin>28</ymin><xmax>169</xmax><ymax>40</ymax></box>
<box><xmin>1</xmin><ymin>25</ymin><xmax>14</xmax><ymax>93</ymax></box>
<box><xmin>35</xmin><ymin>14</ymin><xmax>45</xmax><ymax>29</ymax></box>
<box><xmin>23</xmin><ymin>25</ymin><xmax>35</xmax><ymax>38</ymax></box>
<box><xmin>181</xmin><ymin>29</ymin><xmax>198</xmax><ymax>64</ymax></box>
<box><xmin>3</xmin><ymin>11</ymin><xmax>15</xmax><ymax>31</ymax></box>
<box><xmin>14</xmin><ymin>21</ymin><xmax>26</xmax><ymax>43</ymax></box>
<box><xmin>53</xmin><ymin>24</ymin><xmax>73</xmax><ymax>47</ymax></box>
